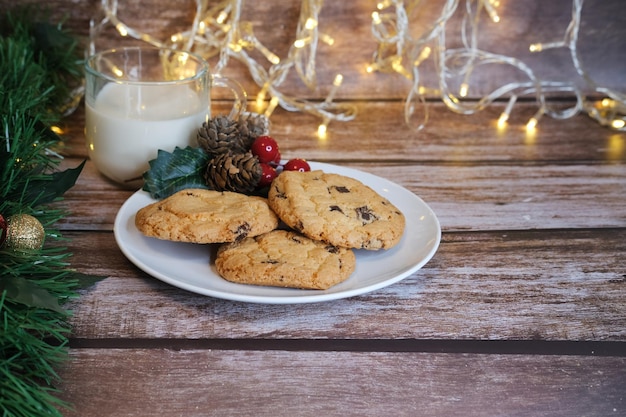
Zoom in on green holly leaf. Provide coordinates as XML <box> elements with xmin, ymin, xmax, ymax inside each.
<box><xmin>142</xmin><ymin>146</ymin><xmax>211</xmax><ymax>199</ymax></box>
<box><xmin>23</xmin><ymin>160</ymin><xmax>85</xmax><ymax>207</ymax></box>
<box><xmin>0</xmin><ymin>276</ymin><xmax>65</xmax><ymax>313</ymax></box>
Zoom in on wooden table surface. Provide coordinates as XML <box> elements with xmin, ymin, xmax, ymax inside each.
<box><xmin>6</xmin><ymin>0</ymin><xmax>625</xmax><ymax>415</ymax></box>
<box><xmin>51</xmin><ymin>99</ymin><xmax>626</xmax><ymax>416</ymax></box>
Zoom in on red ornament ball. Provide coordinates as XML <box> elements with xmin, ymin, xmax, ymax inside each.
<box><xmin>0</xmin><ymin>214</ymin><xmax>7</xmax><ymax>247</ymax></box>
<box><xmin>251</xmin><ymin>135</ymin><xmax>280</xmax><ymax>164</ymax></box>
<box><xmin>258</xmin><ymin>163</ymin><xmax>277</xmax><ymax>188</ymax></box>
<box><xmin>283</xmin><ymin>158</ymin><xmax>311</xmax><ymax>172</ymax></box>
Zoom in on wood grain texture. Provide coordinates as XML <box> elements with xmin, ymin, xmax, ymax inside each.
<box><xmin>61</xmin><ymin>229</ymin><xmax>626</xmax><ymax>341</ymax></box>
<box><xmin>57</xmin><ymin>349</ymin><xmax>626</xmax><ymax>417</ymax></box>
<box><xmin>4</xmin><ymin>1</ymin><xmax>626</xmax><ymax>415</ymax></box>
<box><xmin>54</xmin><ymin>156</ymin><xmax>626</xmax><ymax>232</ymax></box>
<box><xmin>56</xmin><ymin>101</ymin><xmax>626</xmax><ymax>164</ymax></box>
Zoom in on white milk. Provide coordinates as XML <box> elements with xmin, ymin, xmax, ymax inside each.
<box><xmin>85</xmin><ymin>82</ymin><xmax>208</xmax><ymax>187</ymax></box>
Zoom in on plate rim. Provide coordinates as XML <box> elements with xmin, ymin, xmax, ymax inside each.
<box><xmin>113</xmin><ymin>162</ymin><xmax>441</xmax><ymax>304</ymax></box>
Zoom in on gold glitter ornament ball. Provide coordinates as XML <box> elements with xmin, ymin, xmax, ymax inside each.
<box><xmin>5</xmin><ymin>214</ymin><xmax>46</xmax><ymax>251</ymax></box>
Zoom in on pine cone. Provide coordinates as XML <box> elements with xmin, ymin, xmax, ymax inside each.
<box><xmin>237</xmin><ymin>112</ymin><xmax>270</xmax><ymax>151</ymax></box>
<box><xmin>197</xmin><ymin>116</ymin><xmax>247</xmax><ymax>158</ymax></box>
<box><xmin>205</xmin><ymin>152</ymin><xmax>262</xmax><ymax>193</ymax></box>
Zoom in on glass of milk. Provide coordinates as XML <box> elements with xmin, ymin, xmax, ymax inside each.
<box><xmin>84</xmin><ymin>47</ymin><xmax>246</xmax><ymax>188</ymax></box>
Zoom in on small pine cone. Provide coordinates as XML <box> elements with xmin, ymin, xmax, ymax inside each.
<box><xmin>197</xmin><ymin>116</ymin><xmax>247</xmax><ymax>158</ymax></box>
<box><xmin>205</xmin><ymin>152</ymin><xmax>262</xmax><ymax>194</ymax></box>
<box><xmin>237</xmin><ymin>112</ymin><xmax>270</xmax><ymax>151</ymax></box>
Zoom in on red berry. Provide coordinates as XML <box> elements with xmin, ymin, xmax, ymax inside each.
<box><xmin>251</xmin><ymin>135</ymin><xmax>280</xmax><ymax>164</ymax></box>
<box><xmin>258</xmin><ymin>163</ymin><xmax>277</xmax><ymax>187</ymax></box>
<box><xmin>283</xmin><ymin>158</ymin><xmax>311</xmax><ymax>172</ymax></box>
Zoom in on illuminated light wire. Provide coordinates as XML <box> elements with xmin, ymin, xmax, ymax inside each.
<box><xmin>368</xmin><ymin>0</ymin><xmax>626</xmax><ymax>132</ymax></box>
<box><xmin>482</xmin><ymin>0</ymin><xmax>500</xmax><ymax>23</ymax></box>
<box><xmin>88</xmin><ymin>0</ymin><xmax>623</xmax><ymax>133</ymax></box>
<box><xmin>325</xmin><ymin>74</ymin><xmax>344</xmax><ymax>104</ymax></box>
<box><xmin>89</xmin><ymin>0</ymin><xmax>357</xmax><ymax>135</ymax></box>
<box><xmin>264</xmin><ymin>96</ymin><xmax>280</xmax><ymax>118</ymax></box>
<box><xmin>497</xmin><ymin>95</ymin><xmax>517</xmax><ymax>128</ymax></box>
<box><xmin>413</xmin><ymin>46</ymin><xmax>431</xmax><ymax>67</ymax></box>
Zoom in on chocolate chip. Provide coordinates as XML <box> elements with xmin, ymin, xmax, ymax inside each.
<box><xmin>355</xmin><ymin>206</ymin><xmax>379</xmax><ymax>225</ymax></box>
<box><xmin>325</xmin><ymin>245</ymin><xmax>339</xmax><ymax>254</ymax></box>
<box><xmin>329</xmin><ymin>205</ymin><xmax>344</xmax><ymax>214</ymax></box>
<box><xmin>330</xmin><ymin>185</ymin><xmax>350</xmax><ymax>193</ymax></box>
<box><xmin>234</xmin><ymin>222</ymin><xmax>251</xmax><ymax>242</ymax></box>
<box><xmin>262</xmin><ymin>259</ymin><xmax>280</xmax><ymax>264</ymax></box>
<box><xmin>273</xmin><ymin>185</ymin><xmax>287</xmax><ymax>199</ymax></box>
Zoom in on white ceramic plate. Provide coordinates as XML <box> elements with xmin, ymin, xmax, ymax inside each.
<box><xmin>114</xmin><ymin>162</ymin><xmax>441</xmax><ymax>304</ymax></box>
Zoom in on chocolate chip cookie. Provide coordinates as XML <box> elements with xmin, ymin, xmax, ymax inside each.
<box><xmin>135</xmin><ymin>189</ymin><xmax>278</xmax><ymax>243</ymax></box>
<box><xmin>215</xmin><ymin>230</ymin><xmax>356</xmax><ymax>289</ymax></box>
<box><xmin>268</xmin><ymin>170</ymin><xmax>405</xmax><ymax>250</ymax></box>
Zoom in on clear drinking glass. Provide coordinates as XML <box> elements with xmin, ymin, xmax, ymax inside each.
<box><xmin>84</xmin><ymin>46</ymin><xmax>246</xmax><ymax>188</ymax></box>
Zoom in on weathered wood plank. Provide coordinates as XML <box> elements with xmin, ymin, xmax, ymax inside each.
<box><xmin>62</xmin><ymin>229</ymin><xmax>626</xmax><ymax>341</ymax></box>
<box><xmin>54</xmin><ymin>156</ymin><xmax>626</xmax><ymax>231</ymax></box>
<box><xmin>57</xmin><ymin>349</ymin><xmax>626</xmax><ymax>417</ymax></box>
<box><xmin>56</xmin><ymin>102</ymin><xmax>626</xmax><ymax>163</ymax></box>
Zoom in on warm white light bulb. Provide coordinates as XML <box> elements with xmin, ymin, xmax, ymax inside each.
<box><xmin>372</xmin><ymin>12</ymin><xmax>382</xmax><ymax>25</ymax></box>
<box><xmin>377</xmin><ymin>0</ymin><xmax>391</xmax><ymax>10</ymax></box>
<box><xmin>228</xmin><ymin>42</ymin><xmax>242</xmax><ymax>52</ymax></box>
<box><xmin>304</xmin><ymin>18</ymin><xmax>318</xmax><ymax>30</ymax></box>
<box><xmin>413</xmin><ymin>46</ymin><xmax>431</xmax><ymax>67</ymax></box>
<box><xmin>611</xmin><ymin>119</ymin><xmax>626</xmax><ymax>129</ymax></box>
<box><xmin>216</xmin><ymin>11</ymin><xmax>228</xmax><ymax>25</ymax></box>
<box><xmin>255</xmin><ymin>87</ymin><xmax>267</xmax><ymax>112</ymax></box>
<box><xmin>459</xmin><ymin>83</ymin><xmax>469</xmax><ymax>98</ymax></box>
<box><xmin>317</xmin><ymin>122</ymin><xmax>328</xmax><ymax>139</ymax></box>
<box><xmin>497</xmin><ymin>113</ymin><xmax>509</xmax><ymax>129</ymax></box>
<box><xmin>115</xmin><ymin>23</ymin><xmax>128</xmax><ymax>37</ymax></box>
<box><xmin>320</xmin><ymin>33</ymin><xmax>335</xmax><ymax>46</ymax></box>
<box><xmin>112</xmin><ymin>66</ymin><xmax>123</xmax><ymax>77</ymax></box>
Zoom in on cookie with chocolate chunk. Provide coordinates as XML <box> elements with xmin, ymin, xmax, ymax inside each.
<box><xmin>135</xmin><ymin>189</ymin><xmax>278</xmax><ymax>243</ymax></box>
<box><xmin>268</xmin><ymin>170</ymin><xmax>405</xmax><ymax>250</ymax></box>
<box><xmin>215</xmin><ymin>230</ymin><xmax>355</xmax><ymax>289</ymax></box>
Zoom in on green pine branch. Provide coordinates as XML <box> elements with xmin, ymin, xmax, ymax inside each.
<box><xmin>1</xmin><ymin>8</ymin><xmax>94</xmax><ymax>417</ymax></box>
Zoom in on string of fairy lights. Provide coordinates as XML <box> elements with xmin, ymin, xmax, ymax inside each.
<box><xmin>88</xmin><ymin>0</ymin><xmax>625</xmax><ymax>136</ymax></box>
<box><xmin>370</xmin><ymin>0</ymin><xmax>626</xmax><ymax>133</ymax></box>
<box><xmin>88</xmin><ymin>0</ymin><xmax>356</xmax><ymax>138</ymax></box>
